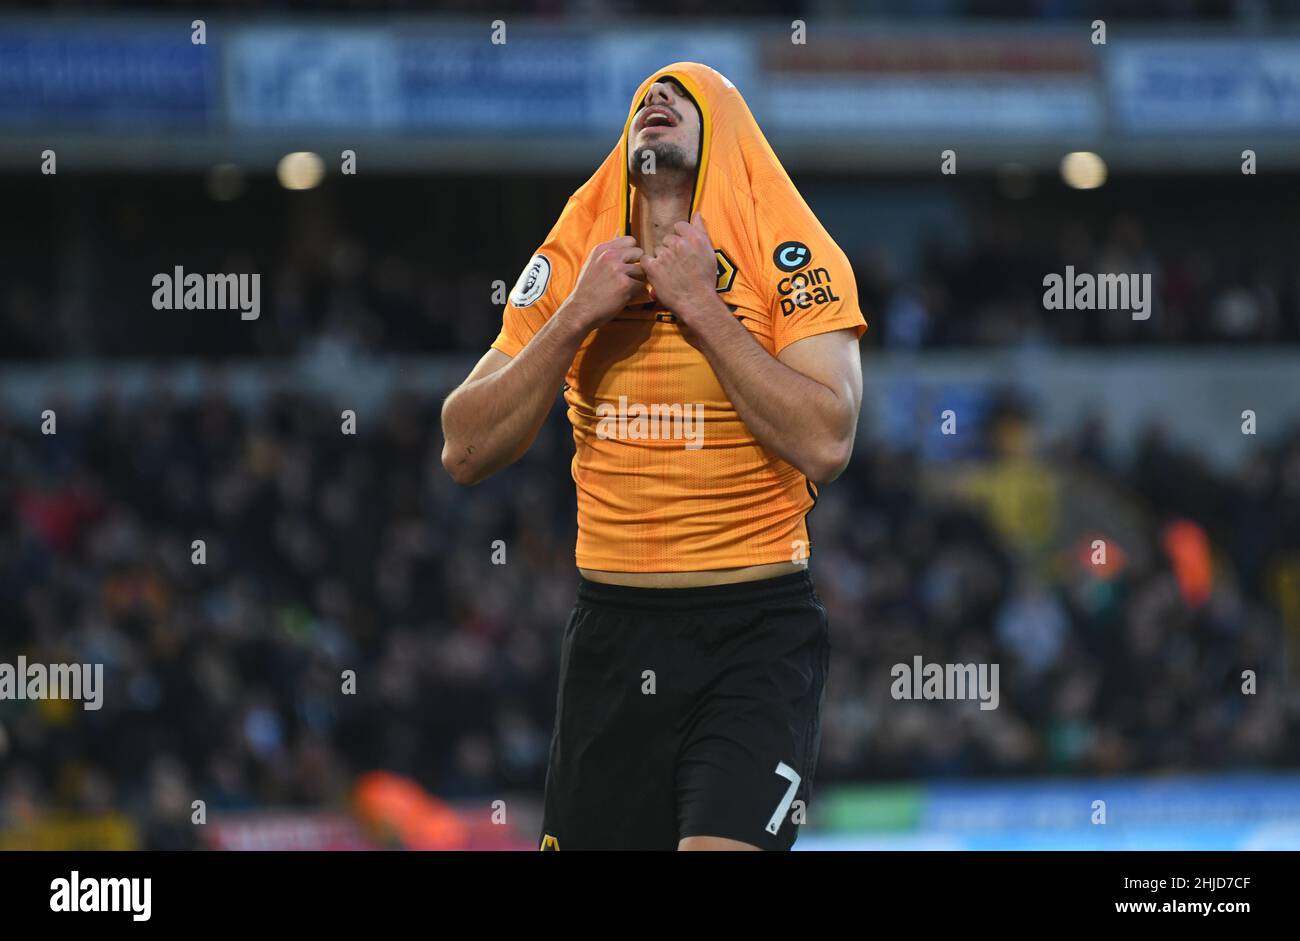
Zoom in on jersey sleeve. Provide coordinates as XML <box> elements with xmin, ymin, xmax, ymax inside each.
<box><xmin>754</xmin><ymin>198</ymin><xmax>868</xmax><ymax>357</ymax></box>
<box><xmin>491</xmin><ymin>197</ymin><xmax>588</xmax><ymax>358</ymax></box>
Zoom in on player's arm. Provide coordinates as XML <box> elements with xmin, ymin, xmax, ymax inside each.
<box><xmin>440</xmin><ymin>237</ymin><xmax>645</xmax><ymax>485</ymax></box>
<box><xmin>438</xmin><ymin>332</ymin><xmax>574</xmax><ymax>486</ymax></box>
<box><xmin>694</xmin><ymin>318</ymin><xmax>860</xmax><ymax>484</ymax></box>
<box><xmin>642</xmin><ymin>214</ymin><xmax>862</xmax><ymax>485</ymax></box>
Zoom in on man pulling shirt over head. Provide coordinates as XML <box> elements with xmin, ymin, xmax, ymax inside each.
<box><xmin>441</xmin><ymin>62</ymin><xmax>866</xmax><ymax>850</ymax></box>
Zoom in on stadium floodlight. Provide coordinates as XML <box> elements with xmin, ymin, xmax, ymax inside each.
<box><xmin>277</xmin><ymin>152</ymin><xmax>325</xmax><ymax>191</ymax></box>
<box><xmin>1059</xmin><ymin>151</ymin><xmax>1107</xmax><ymax>190</ymax></box>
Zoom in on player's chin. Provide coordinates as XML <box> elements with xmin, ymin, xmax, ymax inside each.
<box><xmin>637</xmin><ymin>128</ymin><xmax>683</xmax><ymax>148</ymax></box>
<box><xmin>632</xmin><ymin>132</ymin><xmax>663</xmax><ymax>152</ymax></box>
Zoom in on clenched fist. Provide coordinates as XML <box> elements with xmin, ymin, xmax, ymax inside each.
<box><xmin>561</xmin><ymin>236</ymin><xmax>646</xmax><ymax>332</ymax></box>
<box><xmin>641</xmin><ymin>213</ymin><xmax>723</xmax><ymax>329</ymax></box>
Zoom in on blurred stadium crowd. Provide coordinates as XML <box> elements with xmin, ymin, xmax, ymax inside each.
<box><xmin>3</xmin><ymin>372</ymin><xmax>1297</xmax><ymax>846</ymax></box>
<box><xmin>6</xmin><ymin>177</ymin><xmax>1300</xmax><ymax>362</ymax></box>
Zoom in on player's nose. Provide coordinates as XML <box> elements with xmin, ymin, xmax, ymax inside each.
<box><xmin>645</xmin><ymin>82</ymin><xmax>676</xmax><ymax>107</ymax></box>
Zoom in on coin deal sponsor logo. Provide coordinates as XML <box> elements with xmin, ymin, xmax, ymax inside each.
<box><xmin>773</xmin><ymin>240</ymin><xmax>811</xmax><ymax>273</ymax></box>
<box><xmin>778</xmin><ymin>266</ymin><xmax>840</xmax><ymax>316</ymax></box>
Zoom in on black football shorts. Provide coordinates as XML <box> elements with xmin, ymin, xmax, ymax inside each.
<box><xmin>539</xmin><ymin>569</ymin><xmax>830</xmax><ymax>850</ymax></box>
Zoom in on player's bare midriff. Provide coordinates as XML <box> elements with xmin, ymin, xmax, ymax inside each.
<box><xmin>578</xmin><ymin>560</ymin><xmax>804</xmax><ymax>588</ymax></box>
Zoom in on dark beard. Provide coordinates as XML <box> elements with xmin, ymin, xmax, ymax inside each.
<box><xmin>630</xmin><ymin>143</ymin><xmax>693</xmax><ymax>183</ymax></box>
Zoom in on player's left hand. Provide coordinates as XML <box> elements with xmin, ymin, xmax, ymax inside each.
<box><xmin>642</xmin><ymin>213</ymin><xmax>724</xmax><ymax>328</ymax></box>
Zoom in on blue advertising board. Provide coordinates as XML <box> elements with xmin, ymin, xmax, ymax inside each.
<box><xmin>0</xmin><ymin>28</ymin><xmax>217</xmax><ymax>126</ymax></box>
<box><xmin>1108</xmin><ymin>39</ymin><xmax>1300</xmax><ymax>133</ymax></box>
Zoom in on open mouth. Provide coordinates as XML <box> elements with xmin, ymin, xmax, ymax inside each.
<box><xmin>639</xmin><ymin>107</ymin><xmax>677</xmax><ymax>131</ymax></box>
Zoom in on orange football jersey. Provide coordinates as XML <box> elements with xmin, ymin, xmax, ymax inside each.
<box><xmin>492</xmin><ymin>62</ymin><xmax>867</xmax><ymax>572</ymax></box>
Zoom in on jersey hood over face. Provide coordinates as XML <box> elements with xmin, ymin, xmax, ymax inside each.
<box><xmin>497</xmin><ymin>61</ymin><xmax>865</xmax><ymax>357</ymax></box>
<box><xmin>602</xmin><ymin>62</ymin><xmax>815</xmax><ymax>244</ymax></box>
